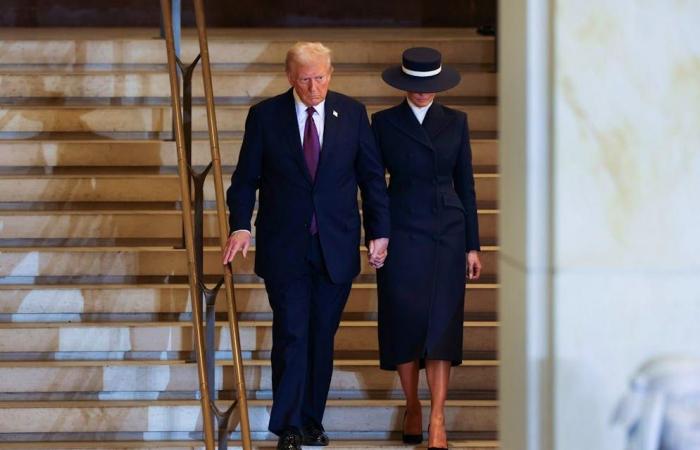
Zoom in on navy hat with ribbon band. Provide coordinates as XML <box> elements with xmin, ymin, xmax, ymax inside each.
<box><xmin>381</xmin><ymin>47</ymin><xmax>461</xmax><ymax>93</ymax></box>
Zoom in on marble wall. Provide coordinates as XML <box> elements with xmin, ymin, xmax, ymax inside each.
<box><xmin>500</xmin><ymin>0</ymin><xmax>700</xmax><ymax>448</ymax></box>
<box><xmin>552</xmin><ymin>1</ymin><xmax>700</xmax><ymax>448</ymax></box>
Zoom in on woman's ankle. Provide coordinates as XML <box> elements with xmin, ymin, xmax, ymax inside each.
<box><xmin>429</xmin><ymin>411</ymin><xmax>445</xmax><ymax>426</ymax></box>
<box><xmin>428</xmin><ymin>413</ymin><xmax>448</xmax><ymax>446</ymax></box>
<box><xmin>405</xmin><ymin>399</ymin><xmax>421</xmax><ymax>412</ymax></box>
<box><xmin>403</xmin><ymin>403</ymin><xmax>423</xmax><ymax>434</ymax></box>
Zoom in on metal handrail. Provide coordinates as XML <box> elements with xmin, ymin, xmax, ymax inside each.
<box><xmin>159</xmin><ymin>1</ymin><xmax>252</xmax><ymax>449</ymax></box>
<box><xmin>159</xmin><ymin>0</ymin><xmax>181</xmax><ymax>56</ymax></box>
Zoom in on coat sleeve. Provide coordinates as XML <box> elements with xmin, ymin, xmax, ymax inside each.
<box><xmin>453</xmin><ymin>113</ymin><xmax>481</xmax><ymax>252</ymax></box>
<box><xmin>356</xmin><ymin>106</ymin><xmax>391</xmax><ymax>243</ymax></box>
<box><xmin>227</xmin><ymin>105</ymin><xmax>263</xmax><ymax>233</ymax></box>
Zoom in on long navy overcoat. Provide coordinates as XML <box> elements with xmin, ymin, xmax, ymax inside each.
<box><xmin>372</xmin><ymin>100</ymin><xmax>480</xmax><ymax>370</ymax></box>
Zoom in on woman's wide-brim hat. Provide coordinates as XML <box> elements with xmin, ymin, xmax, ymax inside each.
<box><xmin>381</xmin><ymin>47</ymin><xmax>461</xmax><ymax>93</ymax></box>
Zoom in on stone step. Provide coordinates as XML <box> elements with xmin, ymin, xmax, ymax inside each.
<box><xmin>0</xmin><ymin>28</ymin><xmax>495</xmax><ymax>65</ymax></box>
<box><xmin>0</xmin><ymin>432</ymin><xmax>499</xmax><ymax>449</ymax></box>
<box><xmin>0</xmin><ymin>201</ymin><xmax>498</xmax><ymax>241</ymax></box>
<box><xmin>0</xmin><ymin>276</ymin><xmax>497</xmax><ymax>315</ymax></box>
<box><xmin>0</xmin><ymin>398</ymin><xmax>498</xmax><ymax>434</ymax></box>
<box><xmin>0</xmin><ymin>355</ymin><xmax>497</xmax><ymax>393</ymax></box>
<box><xmin>0</xmin><ymin>211</ymin><xmax>497</xmax><ymax>241</ymax></box>
<box><xmin>0</xmin><ymin>273</ymin><xmax>498</xmax><ymax>287</ymax></box>
<box><xmin>0</xmin><ymin>350</ymin><xmax>497</xmax><ymax>365</ymax></box>
<box><xmin>0</xmin><ymin>131</ymin><xmax>498</xmax><ymax>167</ymax></box>
<box><xmin>0</xmin><ymin>166</ymin><xmax>499</xmax><ymax>203</ymax></box>
<box><xmin>0</xmin><ymin>239</ymin><xmax>499</xmax><ymax>277</ymax></box>
<box><xmin>0</xmin><ymin>437</ymin><xmax>500</xmax><ymax>450</ymax></box>
<box><xmin>0</xmin><ymin>439</ymin><xmax>499</xmax><ymax>450</ymax></box>
<box><xmin>0</xmin><ymin>388</ymin><xmax>496</xmax><ymax>402</ymax></box>
<box><xmin>0</xmin><ymin>63</ymin><xmax>495</xmax><ymax>98</ymax></box>
<box><xmin>0</xmin><ymin>356</ymin><xmax>498</xmax><ymax>392</ymax></box>
<box><xmin>0</xmin><ymin>441</ymin><xmax>499</xmax><ymax>450</ymax></box>
<box><xmin>0</xmin><ymin>319</ymin><xmax>497</xmax><ymax>353</ymax></box>
<box><xmin>0</xmin><ymin>97</ymin><xmax>497</xmax><ymax>133</ymax></box>
<box><xmin>0</xmin><ymin>311</ymin><xmax>496</xmax><ymax>324</ymax></box>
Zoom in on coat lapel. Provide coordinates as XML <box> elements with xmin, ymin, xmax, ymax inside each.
<box><xmin>317</xmin><ymin>91</ymin><xmax>339</xmax><ymax>175</ymax></box>
<box><xmin>385</xmin><ymin>99</ymin><xmax>434</xmax><ymax>151</ymax></box>
<box><xmin>422</xmin><ymin>102</ymin><xmax>454</xmax><ymax>142</ymax></box>
<box><xmin>280</xmin><ymin>88</ymin><xmax>313</xmax><ymax>184</ymax></box>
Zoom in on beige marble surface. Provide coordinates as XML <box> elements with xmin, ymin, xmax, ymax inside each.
<box><xmin>0</xmin><ymin>71</ymin><xmax>494</xmax><ymax>98</ymax></box>
<box><xmin>551</xmin><ymin>1</ymin><xmax>700</xmax><ymax>449</ymax></box>
<box><xmin>500</xmin><ymin>0</ymin><xmax>700</xmax><ymax>448</ymax></box>
<box><xmin>0</xmin><ymin>105</ymin><xmax>497</xmax><ymax>133</ymax></box>
<box><xmin>0</xmin><ymin>28</ymin><xmax>494</xmax><ymax>65</ymax></box>
<box><xmin>554</xmin><ymin>0</ymin><xmax>700</xmax><ymax>270</ymax></box>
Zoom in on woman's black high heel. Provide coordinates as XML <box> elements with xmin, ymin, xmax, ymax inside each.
<box><xmin>401</xmin><ymin>410</ymin><xmax>423</xmax><ymax>444</ymax></box>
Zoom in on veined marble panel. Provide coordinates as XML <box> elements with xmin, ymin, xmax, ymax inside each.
<box><xmin>550</xmin><ymin>1</ymin><xmax>700</xmax><ymax>449</ymax></box>
<box><xmin>553</xmin><ymin>0</ymin><xmax>700</xmax><ymax>270</ymax></box>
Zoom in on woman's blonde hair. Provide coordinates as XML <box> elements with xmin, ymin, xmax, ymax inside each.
<box><xmin>285</xmin><ymin>42</ymin><xmax>333</xmax><ymax>73</ymax></box>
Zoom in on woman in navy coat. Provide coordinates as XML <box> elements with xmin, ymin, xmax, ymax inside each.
<box><xmin>371</xmin><ymin>48</ymin><xmax>482</xmax><ymax>450</ymax></box>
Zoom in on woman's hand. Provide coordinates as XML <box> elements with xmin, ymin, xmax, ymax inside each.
<box><xmin>467</xmin><ymin>251</ymin><xmax>481</xmax><ymax>280</ymax></box>
<box><xmin>368</xmin><ymin>238</ymin><xmax>389</xmax><ymax>269</ymax></box>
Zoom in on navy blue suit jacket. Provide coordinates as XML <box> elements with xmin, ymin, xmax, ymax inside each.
<box><xmin>227</xmin><ymin>89</ymin><xmax>391</xmax><ymax>284</ymax></box>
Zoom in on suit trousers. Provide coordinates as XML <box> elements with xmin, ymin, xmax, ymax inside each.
<box><xmin>264</xmin><ymin>234</ymin><xmax>352</xmax><ymax>435</ymax></box>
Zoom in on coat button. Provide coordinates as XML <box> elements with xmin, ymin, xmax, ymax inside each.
<box><xmin>433</xmin><ymin>235</ymin><xmax>439</xmax><ymax>242</ymax></box>
<box><xmin>432</xmin><ymin>206</ymin><xmax>438</xmax><ymax>213</ymax></box>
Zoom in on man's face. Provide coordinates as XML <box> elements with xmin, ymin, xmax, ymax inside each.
<box><xmin>288</xmin><ymin>58</ymin><xmax>333</xmax><ymax>107</ymax></box>
<box><xmin>407</xmin><ymin>91</ymin><xmax>436</xmax><ymax>107</ymax></box>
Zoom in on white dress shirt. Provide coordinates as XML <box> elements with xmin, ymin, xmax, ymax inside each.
<box><xmin>293</xmin><ymin>89</ymin><xmax>325</xmax><ymax>147</ymax></box>
<box><xmin>406</xmin><ymin>97</ymin><xmax>433</xmax><ymax>124</ymax></box>
<box><xmin>231</xmin><ymin>91</ymin><xmax>326</xmax><ymax>237</ymax></box>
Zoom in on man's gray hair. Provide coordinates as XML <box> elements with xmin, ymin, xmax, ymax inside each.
<box><xmin>285</xmin><ymin>42</ymin><xmax>333</xmax><ymax>73</ymax></box>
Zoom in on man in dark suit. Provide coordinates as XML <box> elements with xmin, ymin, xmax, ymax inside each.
<box><xmin>223</xmin><ymin>42</ymin><xmax>390</xmax><ymax>450</ymax></box>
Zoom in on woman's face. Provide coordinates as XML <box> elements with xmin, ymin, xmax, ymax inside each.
<box><xmin>407</xmin><ymin>92</ymin><xmax>436</xmax><ymax>107</ymax></box>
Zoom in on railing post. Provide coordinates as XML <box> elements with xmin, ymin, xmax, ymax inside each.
<box><xmin>159</xmin><ymin>1</ymin><xmax>216</xmax><ymax>449</ymax></box>
<box><xmin>172</xmin><ymin>0</ymin><xmax>181</xmax><ymax>57</ymax></box>
<box><xmin>192</xmin><ymin>0</ymin><xmax>253</xmax><ymax>448</ymax></box>
<box><xmin>160</xmin><ymin>0</ymin><xmax>181</xmax><ymax>57</ymax></box>
<box><xmin>160</xmin><ymin>1</ymin><xmax>252</xmax><ymax>448</ymax></box>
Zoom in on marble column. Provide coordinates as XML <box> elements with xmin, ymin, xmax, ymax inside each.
<box><xmin>499</xmin><ymin>0</ymin><xmax>700</xmax><ymax>449</ymax></box>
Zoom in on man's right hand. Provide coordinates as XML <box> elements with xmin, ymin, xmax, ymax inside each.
<box><xmin>368</xmin><ymin>238</ymin><xmax>389</xmax><ymax>269</ymax></box>
<box><xmin>222</xmin><ymin>230</ymin><xmax>252</xmax><ymax>265</ymax></box>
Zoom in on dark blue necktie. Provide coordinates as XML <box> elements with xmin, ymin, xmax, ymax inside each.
<box><xmin>304</xmin><ymin>107</ymin><xmax>320</xmax><ymax>235</ymax></box>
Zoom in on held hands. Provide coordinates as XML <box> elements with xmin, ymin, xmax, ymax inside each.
<box><xmin>368</xmin><ymin>238</ymin><xmax>389</xmax><ymax>270</ymax></box>
<box><xmin>222</xmin><ymin>230</ymin><xmax>252</xmax><ymax>265</ymax></box>
<box><xmin>467</xmin><ymin>250</ymin><xmax>482</xmax><ymax>280</ymax></box>
<box><xmin>222</xmin><ymin>233</ymin><xmax>391</xmax><ymax>270</ymax></box>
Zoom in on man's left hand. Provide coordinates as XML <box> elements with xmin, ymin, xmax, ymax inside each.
<box><xmin>368</xmin><ymin>238</ymin><xmax>389</xmax><ymax>269</ymax></box>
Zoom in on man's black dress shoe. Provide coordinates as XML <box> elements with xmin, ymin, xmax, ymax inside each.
<box><xmin>276</xmin><ymin>430</ymin><xmax>302</xmax><ymax>450</ymax></box>
<box><xmin>302</xmin><ymin>424</ymin><xmax>330</xmax><ymax>446</ymax></box>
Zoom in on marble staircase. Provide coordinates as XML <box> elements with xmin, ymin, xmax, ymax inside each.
<box><xmin>0</xmin><ymin>28</ymin><xmax>498</xmax><ymax>449</ymax></box>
